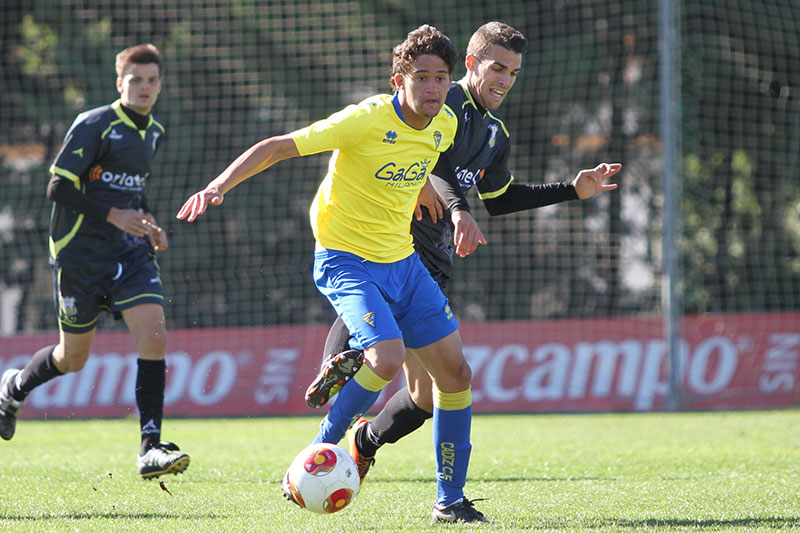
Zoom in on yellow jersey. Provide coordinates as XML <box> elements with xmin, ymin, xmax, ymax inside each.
<box><xmin>291</xmin><ymin>93</ymin><xmax>457</xmax><ymax>263</ymax></box>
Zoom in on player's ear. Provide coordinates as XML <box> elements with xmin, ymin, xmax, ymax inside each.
<box><xmin>465</xmin><ymin>54</ymin><xmax>478</xmax><ymax>73</ymax></box>
<box><xmin>116</xmin><ymin>77</ymin><xmax>123</xmax><ymax>94</ymax></box>
<box><xmin>392</xmin><ymin>73</ymin><xmax>404</xmax><ymax>90</ymax></box>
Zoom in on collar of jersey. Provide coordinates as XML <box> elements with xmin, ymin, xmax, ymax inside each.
<box><xmin>111</xmin><ymin>99</ymin><xmax>153</xmax><ymax>131</ymax></box>
<box><xmin>390</xmin><ymin>92</ymin><xmax>407</xmax><ymax>124</ymax></box>
<box><xmin>391</xmin><ymin>91</ymin><xmax>437</xmax><ymax>131</ymax></box>
<box><xmin>456</xmin><ymin>78</ymin><xmax>486</xmax><ymax>114</ymax></box>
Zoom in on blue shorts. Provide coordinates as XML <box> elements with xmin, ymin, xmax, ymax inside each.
<box><xmin>313</xmin><ymin>249</ymin><xmax>458</xmax><ymax>350</ymax></box>
<box><xmin>52</xmin><ymin>248</ymin><xmax>165</xmax><ymax>333</ymax></box>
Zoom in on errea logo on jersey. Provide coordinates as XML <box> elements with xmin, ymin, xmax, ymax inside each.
<box><xmin>383</xmin><ymin>130</ymin><xmax>398</xmax><ymax>144</ymax></box>
<box><xmin>375</xmin><ymin>158</ymin><xmax>432</xmax><ymax>187</ymax></box>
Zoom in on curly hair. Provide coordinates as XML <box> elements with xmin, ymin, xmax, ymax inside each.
<box><xmin>466</xmin><ymin>21</ymin><xmax>527</xmax><ymax>60</ymax></box>
<box><xmin>116</xmin><ymin>43</ymin><xmax>162</xmax><ymax>78</ymax></box>
<box><xmin>390</xmin><ymin>25</ymin><xmax>458</xmax><ymax>91</ymax></box>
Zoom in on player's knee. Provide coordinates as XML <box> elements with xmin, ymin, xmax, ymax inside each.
<box><xmin>454</xmin><ymin>359</ymin><xmax>472</xmax><ymax>388</ymax></box>
<box><xmin>137</xmin><ymin>328</ymin><xmax>168</xmax><ymax>358</ymax></box>
<box><xmin>365</xmin><ymin>339</ymin><xmax>405</xmax><ymax>381</ymax></box>
<box><xmin>371</xmin><ymin>356</ymin><xmax>404</xmax><ymax>381</ymax></box>
<box><xmin>58</xmin><ymin>348</ymin><xmax>91</xmax><ymax>373</ymax></box>
<box><xmin>410</xmin><ymin>387</ymin><xmax>434</xmax><ymax>412</ymax></box>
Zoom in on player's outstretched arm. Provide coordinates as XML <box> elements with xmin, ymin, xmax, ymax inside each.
<box><xmin>177</xmin><ymin>135</ymin><xmax>300</xmax><ymax>222</ymax></box>
<box><xmin>572</xmin><ymin>162</ymin><xmax>621</xmax><ymax>199</ymax></box>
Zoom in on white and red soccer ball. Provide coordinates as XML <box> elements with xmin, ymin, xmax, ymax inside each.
<box><xmin>286</xmin><ymin>443</ymin><xmax>360</xmax><ymax>514</ymax></box>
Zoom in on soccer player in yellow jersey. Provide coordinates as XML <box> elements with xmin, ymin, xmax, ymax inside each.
<box><xmin>178</xmin><ymin>25</ymin><xmax>489</xmax><ymax>524</ymax></box>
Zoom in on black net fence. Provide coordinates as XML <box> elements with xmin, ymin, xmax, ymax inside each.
<box><xmin>1</xmin><ymin>0</ymin><xmax>798</xmax><ymax>335</ymax></box>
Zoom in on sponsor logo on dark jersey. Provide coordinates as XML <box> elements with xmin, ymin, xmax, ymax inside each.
<box><xmin>89</xmin><ymin>165</ymin><xmax>103</xmax><ymax>182</ymax></box>
<box><xmin>454</xmin><ymin>166</ymin><xmax>484</xmax><ymax>189</ymax></box>
<box><xmin>100</xmin><ymin>171</ymin><xmax>147</xmax><ymax>191</ymax></box>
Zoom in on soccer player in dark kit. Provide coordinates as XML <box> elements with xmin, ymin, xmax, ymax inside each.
<box><xmin>0</xmin><ymin>44</ymin><xmax>190</xmax><ymax>480</ymax></box>
<box><xmin>304</xmin><ymin>21</ymin><xmax>620</xmax><ymax>508</ymax></box>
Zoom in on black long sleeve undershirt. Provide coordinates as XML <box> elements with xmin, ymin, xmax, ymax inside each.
<box><xmin>47</xmin><ymin>175</ymin><xmax>153</xmax><ymax>222</ymax></box>
<box><xmin>429</xmin><ymin>153</ymin><xmax>471</xmax><ymax>213</ymax></box>
<box><xmin>47</xmin><ymin>175</ymin><xmax>111</xmax><ymax>222</ymax></box>
<box><xmin>429</xmin><ymin>155</ymin><xmax>470</xmax><ymax>213</ymax></box>
<box><xmin>482</xmin><ymin>181</ymin><xmax>578</xmax><ymax>216</ymax></box>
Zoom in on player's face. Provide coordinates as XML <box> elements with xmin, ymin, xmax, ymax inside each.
<box><xmin>117</xmin><ymin>63</ymin><xmax>162</xmax><ymax>115</ymax></box>
<box><xmin>395</xmin><ymin>54</ymin><xmax>452</xmax><ymax>129</ymax></box>
<box><xmin>466</xmin><ymin>44</ymin><xmax>522</xmax><ymax>111</ymax></box>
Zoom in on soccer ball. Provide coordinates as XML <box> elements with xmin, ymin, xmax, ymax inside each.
<box><xmin>285</xmin><ymin>443</ymin><xmax>360</xmax><ymax>514</ymax></box>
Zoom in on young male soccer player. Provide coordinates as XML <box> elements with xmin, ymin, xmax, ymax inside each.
<box><xmin>177</xmin><ymin>25</ymin><xmax>490</xmax><ymax>524</ymax></box>
<box><xmin>0</xmin><ymin>44</ymin><xmax>190</xmax><ymax>480</ymax></box>
<box><xmin>304</xmin><ymin>21</ymin><xmax>621</xmax><ymax>501</ymax></box>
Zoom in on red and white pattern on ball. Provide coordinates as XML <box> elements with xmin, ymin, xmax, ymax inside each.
<box><xmin>286</xmin><ymin>443</ymin><xmax>360</xmax><ymax>514</ymax></box>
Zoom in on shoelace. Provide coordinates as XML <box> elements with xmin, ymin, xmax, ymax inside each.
<box><xmin>354</xmin><ymin>454</ymin><xmax>375</xmax><ymax>478</ymax></box>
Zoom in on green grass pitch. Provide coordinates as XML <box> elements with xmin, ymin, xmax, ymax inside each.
<box><xmin>0</xmin><ymin>410</ymin><xmax>798</xmax><ymax>531</ymax></box>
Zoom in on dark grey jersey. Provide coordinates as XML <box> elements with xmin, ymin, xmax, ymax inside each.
<box><xmin>411</xmin><ymin>80</ymin><xmax>514</xmax><ymax>288</ymax></box>
<box><xmin>48</xmin><ymin>100</ymin><xmax>165</xmax><ymax>264</ymax></box>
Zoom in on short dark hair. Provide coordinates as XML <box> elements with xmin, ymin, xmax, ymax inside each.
<box><xmin>390</xmin><ymin>25</ymin><xmax>458</xmax><ymax>91</ymax></box>
<box><xmin>115</xmin><ymin>43</ymin><xmax>162</xmax><ymax>78</ymax></box>
<box><xmin>466</xmin><ymin>21</ymin><xmax>527</xmax><ymax>59</ymax></box>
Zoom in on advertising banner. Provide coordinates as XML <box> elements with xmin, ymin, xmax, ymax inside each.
<box><xmin>2</xmin><ymin>312</ymin><xmax>798</xmax><ymax>419</ymax></box>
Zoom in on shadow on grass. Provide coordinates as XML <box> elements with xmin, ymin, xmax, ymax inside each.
<box><xmin>367</xmin><ymin>476</ymin><xmax>616</xmax><ymax>483</ymax></box>
<box><xmin>0</xmin><ymin>511</ymin><xmax>228</xmax><ymax>521</ymax></box>
<box><xmin>603</xmin><ymin>517</ymin><xmax>800</xmax><ymax>529</ymax></box>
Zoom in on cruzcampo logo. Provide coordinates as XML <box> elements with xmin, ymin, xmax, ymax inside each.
<box><xmin>363</xmin><ymin>312</ymin><xmax>376</xmax><ymax>327</ymax></box>
<box><xmin>433</xmin><ymin>130</ymin><xmax>442</xmax><ymax>149</ymax></box>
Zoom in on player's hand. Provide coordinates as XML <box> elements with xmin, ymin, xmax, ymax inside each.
<box><xmin>414</xmin><ymin>179</ymin><xmax>447</xmax><ymax>222</ymax></box>
<box><xmin>107</xmin><ymin>207</ymin><xmax>157</xmax><ymax>238</ymax></box>
<box><xmin>142</xmin><ymin>212</ymin><xmax>168</xmax><ymax>251</ymax></box>
<box><xmin>176</xmin><ymin>188</ymin><xmax>224</xmax><ymax>222</ymax></box>
<box><xmin>451</xmin><ymin>210</ymin><xmax>487</xmax><ymax>258</ymax></box>
<box><xmin>572</xmin><ymin>163</ymin><xmax>621</xmax><ymax>199</ymax></box>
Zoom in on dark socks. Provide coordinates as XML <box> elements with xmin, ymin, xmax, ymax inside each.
<box><xmin>13</xmin><ymin>345</ymin><xmax>62</xmax><ymax>401</ymax></box>
<box><xmin>358</xmin><ymin>388</ymin><xmax>432</xmax><ymax>457</ymax></box>
<box><xmin>136</xmin><ymin>359</ymin><xmax>165</xmax><ymax>454</ymax></box>
<box><xmin>322</xmin><ymin>316</ymin><xmax>354</xmax><ymax>363</ymax></box>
